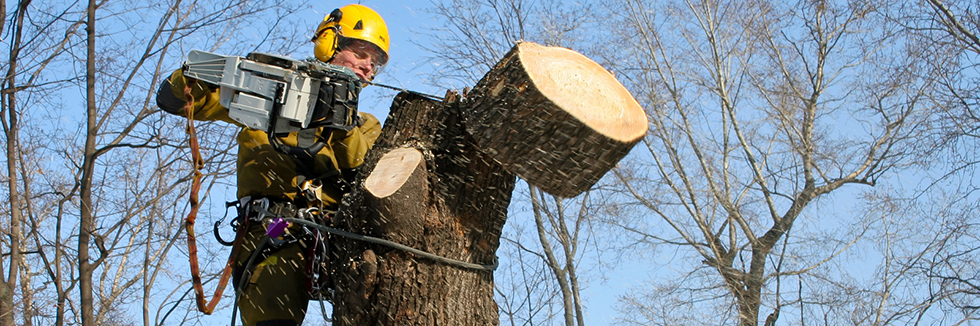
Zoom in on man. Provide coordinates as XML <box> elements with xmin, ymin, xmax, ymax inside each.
<box><xmin>156</xmin><ymin>4</ymin><xmax>389</xmax><ymax>325</ymax></box>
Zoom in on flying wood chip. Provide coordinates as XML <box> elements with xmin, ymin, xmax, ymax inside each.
<box><xmin>464</xmin><ymin>42</ymin><xmax>648</xmax><ymax>197</ymax></box>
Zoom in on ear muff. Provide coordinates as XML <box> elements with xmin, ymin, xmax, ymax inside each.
<box><xmin>313</xmin><ymin>9</ymin><xmax>344</xmax><ymax>62</ymax></box>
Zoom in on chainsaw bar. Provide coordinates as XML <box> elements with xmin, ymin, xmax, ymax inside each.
<box><xmin>367</xmin><ymin>81</ymin><xmax>445</xmax><ymax>102</ymax></box>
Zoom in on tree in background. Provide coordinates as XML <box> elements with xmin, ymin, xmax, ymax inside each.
<box><xmin>1</xmin><ymin>0</ymin><xmax>307</xmax><ymax>324</ymax></box>
<box><xmin>4</xmin><ymin>0</ymin><xmax>979</xmax><ymax>324</ymax></box>
<box><xmin>890</xmin><ymin>0</ymin><xmax>980</xmax><ymax>319</ymax></box>
<box><xmin>599</xmin><ymin>0</ymin><xmax>939</xmax><ymax>324</ymax></box>
<box><xmin>2</xmin><ymin>2</ymin><xmax>91</xmax><ymax>324</ymax></box>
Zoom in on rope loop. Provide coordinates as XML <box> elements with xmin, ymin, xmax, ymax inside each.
<box><xmin>182</xmin><ymin>78</ymin><xmax>241</xmax><ymax>315</ymax></box>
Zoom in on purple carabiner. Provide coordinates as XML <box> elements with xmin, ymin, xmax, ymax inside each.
<box><xmin>266</xmin><ymin>217</ymin><xmax>290</xmax><ymax>238</ymax></box>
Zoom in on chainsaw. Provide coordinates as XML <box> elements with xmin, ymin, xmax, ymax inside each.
<box><xmin>182</xmin><ymin>50</ymin><xmax>362</xmax><ymax>133</ymax></box>
<box><xmin>182</xmin><ymin>50</ymin><xmax>362</xmax><ymax>156</ymax></box>
<box><xmin>182</xmin><ymin>49</ymin><xmax>449</xmax><ymax>156</ymax></box>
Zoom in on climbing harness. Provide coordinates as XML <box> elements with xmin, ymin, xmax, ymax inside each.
<box><xmin>226</xmin><ymin>198</ymin><xmax>500</xmax><ymax>299</ymax></box>
<box><xmin>225</xmin><ymin>196</ymin><xmax>331</xmax><ymax>326</ymax></box>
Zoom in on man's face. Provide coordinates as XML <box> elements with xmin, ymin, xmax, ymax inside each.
<box><xmin>330</xmin><ymin>39</ymin><xmax>385</xmax><ymax>81</ymax></box>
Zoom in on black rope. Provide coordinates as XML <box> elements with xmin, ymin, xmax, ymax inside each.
<box><xmin>278</xmin><ymin>217</ymin><xmax>498</xmax><ymax>272</ymax></box>
<box><xmin>230</xmin><ymin>235</ymin><xmax>270</xmax><ymax>326</ymax></box>
<box><xmin>316</xmin><ymin>291</ymin><xmax>331</xmax><ymax>322</ymax></box>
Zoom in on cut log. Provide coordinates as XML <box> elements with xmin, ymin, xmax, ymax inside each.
<box><xmin>464</xmin><ymin>41</ymin><xmax>648</xmax><ymax>197</ymax></box>
<box><xmin>363</xmin><ymin>147</ymin><xmax>428</xmax><ymax>240</ymax></box>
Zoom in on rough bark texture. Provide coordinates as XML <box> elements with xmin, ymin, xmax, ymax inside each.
<box><xmin>464</xmin><ymin>42</ymin><xmax>648</xmax><ymax>197</ymax></box>
<box><xmin>80</xmin><ymin>1</ymin><xmax>99</xmax><ymax>324</ymax></box>
<box><xmin>332</xmin><ymin>91</ymin><xmax>515</xmax><ymax>326</ymax></box>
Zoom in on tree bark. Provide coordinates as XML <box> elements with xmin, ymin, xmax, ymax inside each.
<box><xmin>464</xmin><ymin>42</ymin><xmax>648</xmax><ymax>197</ymax></box>
<box><xmin>0</xmin><ymin>1</ymin><xmax>31</xmax><ymax>324</ymax></box>
<box><xmin>79</xmin><ymin>0</ymin><xmax>98</xmax><ymax>324</ymax></box>
<box><xmin>333</xmin><ymin>91</ymin><xmax>515</xmax><ymax>325</ymax></box>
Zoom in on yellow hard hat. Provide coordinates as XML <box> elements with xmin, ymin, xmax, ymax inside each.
<box><xmin>312</xmin><ymin>4</ymin><xmax>390</xmax><ymax>66</ymax></box>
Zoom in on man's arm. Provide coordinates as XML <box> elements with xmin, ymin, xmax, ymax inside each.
<box><xmin>333</xmin><ymin>112</ymin><xmax>383</xmax><ymax>169</ymax></box>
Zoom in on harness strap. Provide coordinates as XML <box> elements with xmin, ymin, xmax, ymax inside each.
<box><xmin>230</xmin><ymin>198</ymin><xmax>332</xmax><ymax>301</ymax></box>
<box><xmin>242</xmin><ymin>213</ymin><xmax>499</xmax><ymax>272</ymax></box>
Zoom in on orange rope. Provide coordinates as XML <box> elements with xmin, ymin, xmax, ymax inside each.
<box><xmin>182</xmin><ymin>79</ymin><xmax>243</xmax><ymax>314</ymax></box>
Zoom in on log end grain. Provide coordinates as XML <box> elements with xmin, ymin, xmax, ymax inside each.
<box><xmin>364</xmin><ymin>147</ymin><xmax>425</xmax><ymax>199</ymax></box>
<box><xmin>519</xmin><ymin>42</ymin><xmax>648</xmax><ymax>142</ymax></box>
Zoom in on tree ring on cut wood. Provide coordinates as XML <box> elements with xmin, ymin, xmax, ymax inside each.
<box><xmin>464</xmin><ymin>41</ymin><xmax>648</xmax><ymax>197</ymax></box>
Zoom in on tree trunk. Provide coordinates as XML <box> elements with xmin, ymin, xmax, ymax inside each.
<box><xmin>331</xmin><ymin>42</ymin><xmax>645</xmax><ymax>324</ymax></box>
<box><xmin>333</xmin><ymin>91</ymin><xmax>515</xmax><ymax>325</ymax></box>
<box><xmin>464</xmin><ymin>42</ymin><xmax>648</xmax><ymax>197</ymax></box>
<box><xmin>0</xmin><ymin>1</ymin><xmax>30</xmax><ymax>324</ymax></box>
<box><xmin>79</xmin><ymin>0</ymin><xmax>98</xmax><ymax>324</ymax></box>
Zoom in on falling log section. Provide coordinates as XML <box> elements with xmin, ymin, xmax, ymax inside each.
<box><xmin>331</xmin><ymin>42</ymin><xmax>646</xmax><ymax>325</ymax></box>
<box><xmin>465</xmin><ymin>42</ymin><xmax>648</xmax><ymax>197</ymax></box>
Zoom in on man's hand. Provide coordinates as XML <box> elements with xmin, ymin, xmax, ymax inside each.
<box><xmin>156</xmin><ymin>70</ymin><xmax>213</xmax><ymax>116</ymax></box>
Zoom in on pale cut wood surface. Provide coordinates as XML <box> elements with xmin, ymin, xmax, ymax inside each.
<box><xmin>364</xmin><ymin>147</ymin><xmax>424</xmax><ymax>198</ymax></box>
<box><xmin>520</xmin><ymin>43</ymin><xmax>647</xmax><ymax>141</ymax></box>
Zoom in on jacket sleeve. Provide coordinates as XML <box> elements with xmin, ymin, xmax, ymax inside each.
<box><xmin>332</xmin><ymin>112</ymin><xmax>383</xmax><ymax>169</ymax></box>
<box><xmin>156</xmin><ymin>69</ymin><xmax>236</xmax><ymax>124</ymax></box>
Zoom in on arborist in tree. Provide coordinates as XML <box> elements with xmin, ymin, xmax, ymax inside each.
<box><xmin>155</xmin><ymin>4</ymin><xmax>389</xmax><ymax>325</ymax></box>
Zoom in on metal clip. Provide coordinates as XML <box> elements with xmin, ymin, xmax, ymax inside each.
<box><xmin>299</xmin><ymin>178</ymin><xmax>323</xmax><ymax>204</ymax></box>
<box><xmin>251</xmin><ymin>197</ymin><xmax>270</xmax><ymax>222</ymax></box>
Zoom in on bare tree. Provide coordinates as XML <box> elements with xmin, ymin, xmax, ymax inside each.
<box><xmin>422</xmin><ymin>0</ymin><xmax>594</xmax><ymax>87</ymax></box>
<box><xmin>495</xmin><ymin>221</ymin><xmax>564</xmax><ymax>326</ymax></box>
<box><xmin>2</xmin><ymin>1</ymin><xmax>88</xmax><ymax>324</ymax></box>
<box><xmin>599</xmin><ymin>0</ymin><xmax>932</xmax><ymax>324</ymax></box>
<box><xmin>0</xmin><ymin>1</ymin><xmax>28</xmax><ymax>321</ymax></box>
<box><xmin>492</xmin><ymin>184</ymin><xmax>612</xmax><ymax>326</ymax></box>
<box><xmin>1</xmin><ymin>0</ymin><xmax>310</xmax><ymax>324</ymax></box>
<box><xmin>915</xmin><ymin>198</ymin><xmax>980</xmax><ymax>315</ymax></box>
<box><xmin>900</xmin><ymin>0</ymin><xmax>980</xmax><ymax>169</ymax></box>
